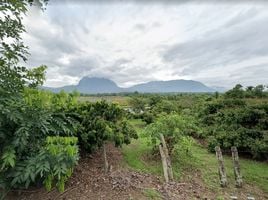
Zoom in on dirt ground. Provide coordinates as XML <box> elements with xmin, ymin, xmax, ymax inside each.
<box><xmin>6</xmin><ymin>144</ymin><xmax>268</xmax><ymax>200</ymax></box>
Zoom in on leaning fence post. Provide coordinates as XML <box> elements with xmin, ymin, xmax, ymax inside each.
<box><xmin>231</xmin><ymin>146</ymin><xmax>242</xmax><ymax>188</ymax></box>
<box><xmin>215</xmin><ymin>146</ymin><xmax>227</xmax><ymax>187</ymax></box>
<box><xmin>159</xmin><ymin>144</ymin><xmax>169</xmax><ymax>183</ymax></box>
<box><xmin>160</xmin><ymin>134</ymin><xmax>173</xmax><ymax>181</ymax></box>
<box><xmin>103</xmin><ymin>142</ymin><xmax>109</xmax><ymax>173</ymax></box>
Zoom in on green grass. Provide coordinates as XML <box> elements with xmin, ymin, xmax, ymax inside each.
<box><xmin>123</xmin><ymin>119</ymin><xmax>268</xmax><ymax>196</ymax></box>
<box><xmin>78</xmin><ymin>96</ymin><xmax>131</xmax><ymax>107</ymax></box>
<box><xmin>191</xmin><ymin>143</ymin><xmax>268</xmax><ymax>193</ymax></box>
<box><xmin>142</xmin><ymin>188</ymin><xmax>162</xmax><ymax>199</ymax></box>
<box><xmin>122</xmin><ymin>119</ymin><xmax>162</xmax><ymax>175</ymax></box>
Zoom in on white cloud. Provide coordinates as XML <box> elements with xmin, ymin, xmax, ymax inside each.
<box><xmin>22</xmin><ymin>1</ymin><xmax>268</xmax><ymax>88</ymax></box>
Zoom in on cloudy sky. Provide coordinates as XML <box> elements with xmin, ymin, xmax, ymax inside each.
<box><xmin>22</xmin><ymin>0</ymin><xmax>268</xmax><ymax>88</ymax></box>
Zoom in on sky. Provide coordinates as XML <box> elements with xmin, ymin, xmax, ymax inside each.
<box><xmin>22</xmin><ymin>0</ymin><xmax>268</xmax><ymax>88</ymax></box>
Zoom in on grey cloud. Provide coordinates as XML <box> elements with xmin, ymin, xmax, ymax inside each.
<box><xmin>24</xmin><ymin>2</ymin><xmax>268</xmax><ymax>88</ymax></box>
<box><xmin>163</xmin><ymin>16</ymin><xmax>268</xmax><ymax>77</ymax></box>
<box><xmin>113</xmin><ymin>58</ymin><xmax>132</xmax><ymax>66</ymax></box>
<box><xmin>134</xmin><ymin>24</ymin><xmax>146</xmax><ymax>32</ymax></box>
<box><xmin>58</xmin><ymin>57</ymin><xmax>98</xmax><ymax>76</ymax></box>
<box><xmin>30</xmin><ymin>28</ymin><xmax>79</xmax><ymax>55</ymax></box>
<box><xmin>224</xmin><ymin>8</ymin><xmax>259</xmax><ymax>28</ymax></box>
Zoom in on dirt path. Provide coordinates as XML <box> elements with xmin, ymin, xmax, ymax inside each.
<box><xmin>7</xmin><ymin>144</ymin><xmax>267</xmax><ymax>200</ymax></box>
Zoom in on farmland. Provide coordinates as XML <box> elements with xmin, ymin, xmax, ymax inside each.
<box><xmin>1</xmin><ymin>1</ymin><xmax>268</xmax><ymax>199</ymax></box>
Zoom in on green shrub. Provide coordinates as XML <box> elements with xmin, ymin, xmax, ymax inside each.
<box><xmin>43</xmin><ymin>136</ymin><xmax>79</xmax><ymax>192</ymax></box>
<box><xmin>202</xmin><ymin>99</ymin><xmax>268</xmax><ymax>159</ymax></box>
<box><xmin>143</xmin><ymin>114</ymin><xmax>199</xmax><ymax>153</ymax></box>
<box><xmin>0</xmin><ymin>89</ymin><xmax>79</xmax><ymax>193</ymax></box>
<box><xmin>73</xmin><ymin>101</ymin><xmax>138</xmax><ymax>153</ymax></box>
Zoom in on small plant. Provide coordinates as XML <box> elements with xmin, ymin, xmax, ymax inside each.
<box><xmin>44</xmin><ymin>136</ymin><xmax>79</xmax><ymax>192</ymax></box>
<box><xmin>173</xmin><ymin>136</ymin><xmax>195</xmax><ymax>158</ymax></box>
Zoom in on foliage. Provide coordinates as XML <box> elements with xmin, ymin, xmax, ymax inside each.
<box><xmin>0</xmin><ymin>89</ymin><xmax>79</xmax><ymax>192</ymax></box>
<box><xmin>128</xmin><ymin>97</ymin><xmax>145</xmax><ymax>113</ymax></box>
<box><xmin>200</xmin><ymin>98</ymin><xmax>268</xmax><ymax>159</ymax></box>
<box><xmin>0</xmin><ymin>0</ymin><xmax>48</xmax><ymax>94</ymax></box>
<box><xmin>140</xmin><ymin>111</ymin><xmax>155</xmax><ymax>124</ymax></box>
<box><xmin>43</xmin><ymin>136</ymin><xmax>79</xmax><ymax>192</ymax></box>
<box><xmin>0</xmin><ymin>136</ymin><xmax>78</xmax><ymax>193</ymax></box>
<box><xmin>225</xmin><ymin>84</ymin><xmax>267</xmax><ymax>99</ymax></box>
<box><xmin>173</xmin><ymin>136</ymin><xmax>195</xmax><ymax>159</ymax></box>
<box><xmin>143</xmin><ymin>114</ymin><xmax>199</xmax><ymax>153</ymax></box>
<box><xmin>72</xmin><ymin>101</ymin><xmax>138</xmax><ymax>153</ymax></box>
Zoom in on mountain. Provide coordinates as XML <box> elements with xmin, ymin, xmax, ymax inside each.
<box><xmin>76</xmin><ymin>77</ymin><xmax>122</xmax><ymax>93</ymax></box>
<box><xmin>44</xmin><ymin>77</ymin><xmax>215</xmax><ymax>94</ymax></box>
<box><xmin>128</xmin><ymin>80</ymin><xmax>214</xmax><ymax>93</ymax></box>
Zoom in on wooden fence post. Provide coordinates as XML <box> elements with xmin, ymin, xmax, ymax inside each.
<box><xmin>215</xmin><ymin>146</ymin><xmax>227</xmax><ymax>187</ymax></box>
<box><xmin>160</xmin><ymin>134</ymin><xmax>174</xmax><ymax>181</ymax></box>
<box><xmin>103</xmin><ymin>142</ymin><xmax>109</xmax><ymax>173</ymax></box>
<box><xmin>231</xmin><ymin>146</ymin><xmax>242</xmax><ymax>188</ymax></box>
<box><xmin>159</xmin><ymin>144</ymin><xmax>169</xmax><ymax>183</ymax></box>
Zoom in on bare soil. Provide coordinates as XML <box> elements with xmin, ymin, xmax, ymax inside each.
<box><xmin>7</xmin><ymin>144</ymin><xmax>267</xmax><ymax>200</ymax></box>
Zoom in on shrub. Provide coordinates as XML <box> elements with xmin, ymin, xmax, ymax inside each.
<box><xmin>143</xmin><ymin>114</ymin><xmax>199</xmax><ymax>153</ymax></box>
<box><xmin>73</xmin><ymin>101</ymin><xmax>138</xmax><ymax>153</ymax></box>
<box><xmin>202</xmin><ymin>100</ymin><xmax>268</xmax><ymax>159</ymax></box>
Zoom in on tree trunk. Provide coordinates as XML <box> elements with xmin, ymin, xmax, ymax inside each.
<box><xmin>103</xmin><ymin>142</ymin><xmax>109</xmax><ymax>173</ymax></box>
<box><xmin>231</xmin><ymin>146</ymin><xmax>242</xmax><ymax>188</ymax></box>
<box><xmin>160</xmin><ymin>134</ymin><xmax>173</xmax><ymax>181</ymax></box>
<box><xmin>159</xmin><ymin>144</ymin><xmax>169</xmax><ymax>183</ymax></box>
<box><xmin>215</xmin><ymin>146</ymin><xmax>227</xmax><ymax>187</ymax></box>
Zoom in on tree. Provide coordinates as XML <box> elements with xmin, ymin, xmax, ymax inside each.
<box><xmin>253</xmin><ymin>85</ymin><xmax>265</xmax><ymax>98</ymax></box>
<box><xmin>144</xmin><ymin>114</ymin><xmax>198</xmax><ymax>153</ymax></box>
<box><xmin>0</xmin><ymin>0</ymin><xmax>48</xmax><ymax>93</ymax></box>
<box><xmin>225</xmin><ymin>84</ymin><xmax>244</xmax><ymax>98</ymax></box>
<box><xmin>129</xmin><ymin>97</ymin><xmax>145</xmax><ymax>113</ymax></box>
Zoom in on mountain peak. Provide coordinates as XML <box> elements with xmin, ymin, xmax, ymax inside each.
<box><xmin>45</xmin><ymin>76</ymin><xmax>215</xmax><ymax>94</ymax></box>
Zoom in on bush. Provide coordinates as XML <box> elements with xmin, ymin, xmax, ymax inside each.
<box><xmin>0</xmin><ymin>90</ymin><xmax>79</xmax><ymax>193</ymax></box>
<box><xmin>143</xmin><ymin>114</ymin><xmax>199</xmax><ymax>153</ymax></box>
<box><xmin>73</xmin><ymin>101</ymin><xmax>138</xmax><ymax>153</ymax></box>
<box><xmin>202</xmin><ymin>100</ymin><xmax>268</xmax><ymax>159</ymax></box>
<box><xmin>173</xmin><ymin>136</ymin><xmax>195</xmax><ymax>159</ymax></box>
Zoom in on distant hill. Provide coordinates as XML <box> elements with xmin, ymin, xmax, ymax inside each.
<box><xmin>128</xmin><ymin>80</ymin><xmax>214</xmax><ymax>93</ymax></box>
<box><xmin>43</xmin><ymin>77</ymin><xmax>215</xmax><ymax>94</ymax></box>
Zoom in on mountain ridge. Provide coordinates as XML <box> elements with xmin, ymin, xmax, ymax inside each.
<box><xmin>43</xmin><ymin>77</ymin><xmax>216</xmax><ymax>93</ymax></box>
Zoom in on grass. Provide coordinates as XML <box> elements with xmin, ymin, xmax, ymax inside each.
<box><xmin>142</xmin><ymin>188</ymin><xmax>162</xmax><ymax>199</ymax></box>
<box><xmin>191</xmin><ymin>143</ymin><xmax>268</xmax><ymax>193</ymax></box>
<box><xmin>122</xmin><ymin>119</ymin><xmax>268</xmax><ymax>197</ymax></box>
<box><xmin>78</xmin><ymin>96</ymin><xmax>131</xmax><ymax>107</ymax></box>
<box><xmin>122</xmin><ymin>119</ymin><xmax>162</xmax><ymax>175</ymax></box>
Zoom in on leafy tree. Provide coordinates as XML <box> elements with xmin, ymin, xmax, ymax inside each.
<box><xmin>144</xmin><ymin>114</ymin><xmax>199</xmax><ymax>153</ymax></box>
<box><xmin>253</xmin><ymin>85</ymin><xmax>265</xmax><ymax>98</ymax></box>
<box><xmin>73</xmin><ymin>101</ymin><xmax>138</xmax><ymax>153</ymax></box>
<box><xmin>201</xmin><ymin>99</ymin><xmax>268</xmax><ymax>159</ymax></box>
<box><xmin>225</xmin><ymin>84</ymin><xmax>244</xmax><ymax>98</ymax></box>
<box><xmin>129</xmin><ymin>97</ymin><xmax>145</xmax><ymax>113</ymax></box>
<box><xmin>0</xmin><ymin>0</ymin><xmax>49</xmax><ymax>93</ymax></box>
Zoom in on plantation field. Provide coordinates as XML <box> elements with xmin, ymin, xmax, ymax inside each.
<box><xmin>2</xmin><ymin>1</ymin><xmax>268</xmax><ymax>199</ymax></box>
<box><xmin>78</xmin><ymin>96</ymin><xmax>131</xmax><ymax>107</ymax></box>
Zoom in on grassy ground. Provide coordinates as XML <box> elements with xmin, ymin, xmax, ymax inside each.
<box><xmin>78</xmin><ymin>96</ymin><xmax>131</xmax><ymax>107</ymax></box>
<box><xmin>122</xmin><ymin>119</ymin><xmax>162</xmax><ymax>175</ymax></box>
<box><xmin>191</xmin><ymin>144</ymin><xmax>268</xmax><ymax>194</ymax></box>
<box><xmin>122</xmin><ymin>119</ymin><xmax>268</xmax><ymax>198</ymax></box>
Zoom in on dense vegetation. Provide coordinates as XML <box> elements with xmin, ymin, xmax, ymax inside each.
<box><xmin>201</xmin><ymin>93</ymin><xmax>268</xmax><ymax>159</ymax></box>
<box><xmin>124</xmin><ymin>86</ymin><xmax>268</xmax><ymax>160</ymax></box>
<box><xmin>0</xmin><ymin>1</ymin><xmax>137</xmax><ymax>197</ymax></box>
<box><xmin>0</xmin><ymin>0</ymin><xmax>267</xmax><ymax>198</ymax></box>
